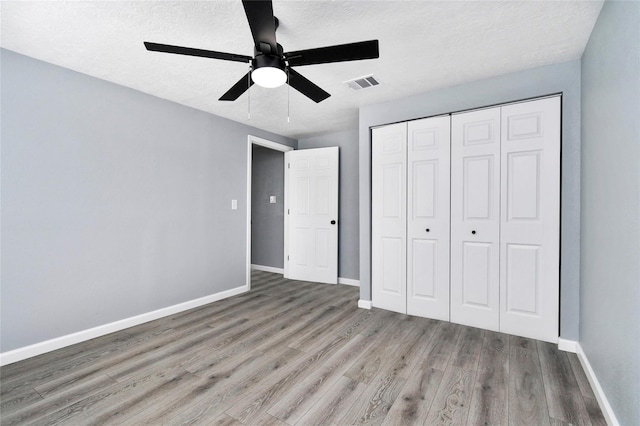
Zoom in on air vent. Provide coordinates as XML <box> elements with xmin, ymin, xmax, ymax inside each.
<box><xmin>344</xmin><ymin>74</ymin><xmax>380</xmax><ymax>91</ymax></box>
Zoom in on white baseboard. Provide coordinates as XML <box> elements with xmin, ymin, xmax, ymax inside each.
<box><xmin>358</xmin><ymin>300</ymin><xmax>372</xmax><ymax>309</ymax></box>
<box><xmin>576</xmin><ymin>342</ymin><xmax>619</xmax><ymax>425</ymax></box>
<box><xmin>251</xmin><ymin>267</ymin><xmax>359</xmax><ymax>288</ymax></box>
<box><xmin>558</xmin><ymin>338</ymin><xmax>577</xmax><ymax>353</ymax></box>
<box><xmin>251</xmin><ymin>264</ymin><xmax>284</xmax><ymax>274</ymax></box>
<box><xmin>338</xmin><ymin>277</ymin><xmax>360</xmax><ymax>287</ymax></box>
<box><xmin>0</xmin><ymin>284</ymin><xmax>249</xmax><ymax>366</ymax></box>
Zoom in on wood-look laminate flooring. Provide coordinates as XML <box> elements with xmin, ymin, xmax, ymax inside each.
<box><xmin>1</xmin><ymin>270</ymin><xmax>606</xmax><ymax>425</ymax></box>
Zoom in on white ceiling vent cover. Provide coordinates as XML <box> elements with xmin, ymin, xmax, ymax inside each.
<box><xmin>344</xmin><ymin>74</ymin><xmax>380</xmax><ymax>91</ymax></box>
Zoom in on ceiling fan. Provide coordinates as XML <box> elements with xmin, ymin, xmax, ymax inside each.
<box><xmin>144</xmin><ymin>0</ymin><xmax>379</xmax><ymax>103</ymax></box>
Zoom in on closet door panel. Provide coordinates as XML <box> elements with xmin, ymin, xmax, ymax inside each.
<box><xmin>372</xmin><ymin>123</ymin><xmax>407</xmax><ymax>314</ymax></box>
<box><xmin>411</xmin><ymin>239</ymin><xmax>436</xmax><ymax>297</ymax></box>
<box><xmin>500</xmin><ymin>97</ymin><xmax>560</xmax><ymax>343</ymax></box>
<box><xmin>407</xmin><ymin>116</ymin><xmax>450</xmax><ymax>320</ymax></box>
<box><xmin>462</xmin><ymin>241</ymin><xmax>492</xmax><ymax>307</ymax></box>
<box><xmin>451</xmin><ymin>108</ymin><xmax>501</xmax><ymax>331</ymax></box>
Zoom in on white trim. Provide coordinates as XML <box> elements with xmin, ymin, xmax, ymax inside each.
<box><xmin>358</xmin><ymin>300</ymin><xmax>372</xmax><ymax>309</ymax></box>
<box><xmin>251</xmin><ymin>267</ymin><xmax>357</xmax><ymax>286</ymax></box>
<box><xmin>283</xmin><ymin>150</ymin><xmax>291</xmax><ymax>279</ymax></box>
<box><xmin>576</xmin><ymin>342</ymin><xmax>619</xmax><ymax>426</ymax></box>
<box><xmin>338</xmin><ymin>277</ymin><xmax>360</xmax><ymax>287</ymax></box>
<box><xmin>249</xmin><ymin>135</ymin><xmax>295</xmax><ymax>153</ymax></box>
<box><xmin>557</xmin><ymin>338</ymin><xmax>578</xmax><ymax>353</ymax></box>
<box><xmin>251</xmin><ymin>264</ymin><xmax>284</xmax><ymax>274</ymax></box>
<box><xmin>246</xmin><ymin>135</ymin><xmax>294</xmax><ymax>290</ymax></box>
<box><xmin>0</xmin><ymin>285</ymin><xmax>248</xmax><ymax>366</ymax></box>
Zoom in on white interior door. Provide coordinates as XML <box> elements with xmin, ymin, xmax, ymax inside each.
<box><xmin>285</xmin><ymin>147</ymin><xmax>339</xmax><ymax>284</ymax></box>
<box><xmin>372</xmin><ymin>123</ymin><xmax>407</xmax><ymax>313</ymax></box>
<box><xmin>499</xmin><ymin>97</ymin><xmax>560</xmax><ymax>343</ymax></box>
<box><xmin>451</xmin><ymin>107</ymin><xmax>501</xmax><ymax>331</ymax></box>
<box><xmin>407</xmin><ymin>116</ymin><xmax>451</xmax><ymax>321</ymax></box>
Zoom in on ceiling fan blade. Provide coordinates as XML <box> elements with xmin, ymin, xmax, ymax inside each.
<box><xmin>285</xmin><ymin>40</ymin><xmax>379</xmax><ymax>67</ymax></box>
<box><xmin>144</xmin><ymin>42</ymin><xmax>252</xmax><ymax>63</ymax></box>
<box><xmin>242</xmin><ymin>0</ymin><xmax>278</xmax><ymax>55</ymax></box>
<box><xmin>287</xmin><ymin>68</ymin><xmax>330</xmax><ymax>103</ymax></box>
<box><xmin>219</xmin><ymin>72</ymin><xmax>254</xmax><ymax>101</ymax></box>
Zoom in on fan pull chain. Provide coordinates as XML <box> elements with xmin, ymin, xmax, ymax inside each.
<box><xmin>247</xmin><ymin>62</ymin><xmax>252</xmax><ymax>120</ymax></box>
<box><xmin>287</xmin><ymin>68</ymin><xmax>290</xmax><ymax>123</ymax></box>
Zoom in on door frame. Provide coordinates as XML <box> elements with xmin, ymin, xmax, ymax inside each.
<box><xmin>246</xmin><ymin>135</ymin><xmax>294</xmax><ymax>289</ymax></box>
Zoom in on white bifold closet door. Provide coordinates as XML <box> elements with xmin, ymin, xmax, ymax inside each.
<box><xmin>451</xmin><ymin>97</ymin><xmax>560</xmax><ymax>342</ymax></box>
<box><xmin>373</xmin><ymin>96</ymin><xmax>560</xmax><ymax>343</ymax></box>
<box><xmin>450</xmin><ymin>108</ymin><xmax>502</xmax><ymax>331</ymax></box>
<box><xmin>499</xmin><ymin>97</ymin><xmax>560</xmax><ymax>343</ymax></box>
<box><xmin>372</xmin><ymin>123</ymin><xmax>407</xmax><ymax>314</ymax></box>
<box><xmin>407</xmin><ymin>116</ymin><xmax>451</xmax><ymax>320</ymax></box>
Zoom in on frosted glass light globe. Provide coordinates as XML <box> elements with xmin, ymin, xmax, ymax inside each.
<box><xmin>251</xmin><ymin>67</ymin><xmax>287</xmax><ymax>88</ymax></box>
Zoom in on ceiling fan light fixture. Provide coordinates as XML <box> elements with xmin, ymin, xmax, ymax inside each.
<box><xmin>251</xmin><ymin>54</ymin><xmax>287</xmax><ymax>88</ymax></box>
<box><xmin>252</xmin><ymin>66</ymin><xmax>287</xmax><ymax>88</ymax></box>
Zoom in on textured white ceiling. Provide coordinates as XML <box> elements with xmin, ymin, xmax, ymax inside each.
<box><xmin>1</xmin><ymin>1</ymin><xmax>602</xmax><ymax>139</ymax></box>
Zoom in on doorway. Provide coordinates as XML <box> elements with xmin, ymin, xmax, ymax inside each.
<box><xmin>246</xmin><ymin>136</ymin><xmax>294</xmax><ymax>289</ymax></box>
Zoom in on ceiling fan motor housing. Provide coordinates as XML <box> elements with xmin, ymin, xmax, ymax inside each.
<box><xmin>251</xmin><ymin>44</ymin><xmax>287</xmax><ymax>88</ymax></box>
<box><xmin>252</xmin><ymin>43</ymin><xmax>286</xmax><ymax>88</ymax></box>
<box><xmin>253</xmin><ymin>53</ymin><xmax>285</xmax><ymax>71</ymax></box>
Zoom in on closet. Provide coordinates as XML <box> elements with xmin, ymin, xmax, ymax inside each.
<box><xmin>371</xmin><ymin>96</ymin><xmax>560</xmax><ymax>343</ymax></box>
<box><xmin>371</xmin><ymin>115</ymin><xmax>451</xmax><ymax>320</ymax></box>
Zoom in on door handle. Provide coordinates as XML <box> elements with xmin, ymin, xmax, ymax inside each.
<box><xmin>330</xmin><ymin>220</ymin><xmax>336</xmax><ymax>225</ymax></box>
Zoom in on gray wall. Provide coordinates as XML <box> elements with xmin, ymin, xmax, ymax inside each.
<box><xmin>251</xmin><ymin>145</ymin><xmax>285</xmax><ymax>269</ymax></box>
<box><xmin>0</xmin><ymin>49</ymin><xmax>296</xmax><ymax>352</ymax></box>
<box><xmin>359</xmin><ymin>60</ymin><xmax>582</xmax><ymax>340</ymax></box>
<box><xmin>580</xmin><ymin>1</ymin><xmax>640</xmax><ymax>424</ymax></box>
<box><xmin>299</xmin><ymin>129</ymin><xmax>359</xmax><ymax>280</ymax></box>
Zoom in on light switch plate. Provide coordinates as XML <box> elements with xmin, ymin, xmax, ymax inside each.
<box><xmin>231</xmin><ymin>199</ymin><xmax>237</xmax><ymax>210</ymax></box>
<box><xmin>269</xmin><ymin>196</ymin><xmax>276</xmax><ymax>204</ymax></box>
